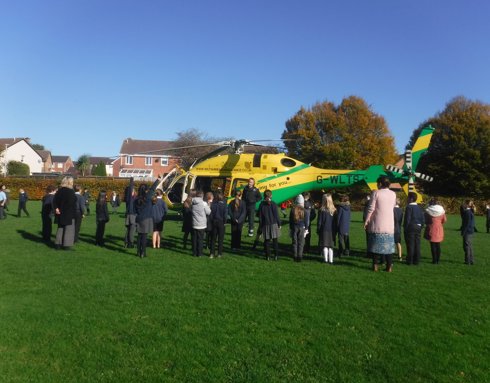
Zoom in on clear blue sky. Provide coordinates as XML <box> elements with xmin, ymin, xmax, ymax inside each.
<box><xmin>1</xmin><ymin>0</ymin><xmax>489</xmax><ymax>159</ymax></box>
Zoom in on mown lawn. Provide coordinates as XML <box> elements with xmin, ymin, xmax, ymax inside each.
<box><xmin>0</xmin><ymin>201</ymin><xmax>489</xmax><ymax>383</ymax></box>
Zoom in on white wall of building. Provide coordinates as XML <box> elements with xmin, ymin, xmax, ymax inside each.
<box><xmin>3</xmin><ymin>140</ymin><xmax>43</xmax><ymax>174</ymax></box>
<box><xmin>105</xmin><ymin>164</ymin><xmax>113</xmax><ymax>176</ymax></box>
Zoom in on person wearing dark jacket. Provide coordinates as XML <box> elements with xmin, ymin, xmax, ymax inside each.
<box><xmin>53</xmin><ymin>176</ymin><xmax>77</xmax><ymax>250</ymax></box>
<box><xmin>318</xmin><ymin>193</ymin><xmax>337</xmax><ymax>264</ymax></box>
<box><xmin>17</xmin><ymin>188</ymin><xmax>30</xmax><ymax>217</ymax></box>
<box><xmin>242</xmin><ymin>178</ymin><xmax>262</xmax><ymax>237</ymax></box>
<box><xmin>228</xmin><ymin>190</ymin><xmax>247</xmax><ymax>250</ymax></box>
<box><xmin>83</xmin><ymin>188</ymin><xmax>91</xmax><ymax>215</ymax></box>
<box><xmin>95</xmin><ymin>191</ymin><xmax>109</xmax><ymax>246</ymax></box>
<box><xmin>135</xmin><ymin>177</ymin><xmax>161</xmax><ymax>258</ymax></box>
<box><xmin>181</xmin><ymin>194</ymin><xmax>194</xmax><ymax>249</ymax></box>
<box><xmin>110</xmin><ymin>191</ymin><xmax>120</xmax><ymax>214</ymax></box>
<box><xmin>204</xmin><ymin>192</ymin><xmax>214</xmax><ymax>251</ymax></box>
<box><xmin>258</xmin><ymin>189</ymin><xmax>281</xmax><ymax>261</ymax></box>
<box><xmin>124</xmin><ymin>178</ymin><xmax>137</xmax><ymax>248</ymax></box>
<box><xmin>394</xmin><ymin>198</ymin><xmax>403</xmax><ymax>260</ymax></box>
<box><xmin>461</xmin><ymin>200</ymin><xmax>475</xmax><ymax>265</ymax></box>
<box><xmin>303</xmin><ymin>192</ymin><xmax>316</xmax><ymax>254</ymax></box>
<box><xmin>210</xmin><ymin>190</ymin><xmax>227</xmax><ymax>258</ymax></box>
<box><xmin>289</xmin><ymin>195</ymin><xmax>306</xmax><ymax>262</ymax></box>
<box><xmin>41</xmin><ymin>185</ymin><xmax>56</xmax><ymax>241</ymax></box>
<box><xmin>336</xmin><ymin>195</ymin><xmax>351</xmax><ymax>257</ymax></box>
<box><xmin>74</xmin><ymin>185</ymin><xmax>86</xmax><ymax>243</ymax></box>
<box><xmin>151</xmin><ymin>189</ymin><xmax>167</xmax><ymax>249</ymax></box>
<box><xmin>403</xmin><ymin>192</ymin><xmax>425</xmax><ymax>265</ymax></box>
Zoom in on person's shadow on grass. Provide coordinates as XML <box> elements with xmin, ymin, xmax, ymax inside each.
<box><xmin>17</xmin><ymin>229</ymin><xmax>57</xmax><ymax>248</ymax></box>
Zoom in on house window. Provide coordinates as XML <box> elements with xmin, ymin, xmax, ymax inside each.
<box><xmin>57</xmin><ymin>163</ymin><xmax>62</xmax><ymax>168</ymax></box>
<box><xmin>160</xmin><ymin>157</ymin><xmax>168</xmax><ymax>166</ymax></box>
<box><xmin>145</xmin><ymin>157</ymin><xmax>152</xmax><ymax>166</ymax></box>
<box><xmin>125</xmin><ymin>156</ymin><xmax>133</xmax><ymax>165</ymax></box>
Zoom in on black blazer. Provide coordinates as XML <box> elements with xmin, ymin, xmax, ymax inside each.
<box><xmin>53</xmin><ymin>187</ymin><xmax>77</xmax><ymax>226</ymax></box>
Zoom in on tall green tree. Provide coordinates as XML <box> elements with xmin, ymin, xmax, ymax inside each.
<box><xmin>282</xmin><ymin>96</ymin><xmax>398</xmax><ymax>169</ymax></box>
<box><xmin>92</xmin><ymin>162</ymin><xmax>107</xmax><ymax>176</ymax></box>
<box><xmin>76</xmin><ymin>154</ymin><xmax>91</xmax><ymax>177</ymax></box>
<box><xmin>408</xmin><ymin>96</ymin><xmax>490</xmax><ymax>198</ymax></box>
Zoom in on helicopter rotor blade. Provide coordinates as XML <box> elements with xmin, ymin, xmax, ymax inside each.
<box><xmin>414</xmin><ymin>172</ymin><xmax>434</xmax><ymax>182</ymax></box>
<box><xmin>404</xmin><ymin>150</ymin><xmax>413</xmax><ymax>171</ymax></box>
<box><xmin>134</xmin><ymin>142</ymin><xmax>232</xmax><ymax>156</ymax></box>
<box><xmin>386</xmin><ymin>164</ymin><xmax>404</xmax><ymax>174</ymax></box>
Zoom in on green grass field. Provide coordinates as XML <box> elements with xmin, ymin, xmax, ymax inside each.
<box><xmin>1</xmin><ymin>201</ymin><xmax>489</xmax><ymax>383</ymax></box>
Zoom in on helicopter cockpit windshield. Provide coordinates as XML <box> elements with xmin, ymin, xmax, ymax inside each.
<box><xmin>159</xmin><ymin>168</ymin><xmax>187</xmax><ymax>205</ymax></box>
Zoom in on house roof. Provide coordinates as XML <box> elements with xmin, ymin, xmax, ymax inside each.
<box><xmin>36</xmin><ymin>150</ymin><xmax>52</xmax><ymax>162</ymax></box>
<box><xmin>89</xmin><ymin>156</ymin><xmax>112</xmax><ymax>165</ymax></box>
<box><xmin>120</xmin><ymin>138</ymin><xmax>175</xmax><ymax>156</ymax></box>
<box><xmin>0</xmin><ymin>138</ymin><xmax>29</xmax><ymax>152</ymax></box>
<box><xmin>52</xmin><ymin>155</ymin><xmax>71</xmax><ymax>163</ymax></box>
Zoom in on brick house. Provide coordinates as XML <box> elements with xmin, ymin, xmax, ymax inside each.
<box><xmin>113</xmin><ymin>138</ymin><xmax>180</xmax><ymax>180</ymax></box>
<box><xmin>36</xmin><ymin>150</ymin><xmax>53</xmax><ymax>173</ymax></box>
<box><xmin>89</xmin><ymin>157</ymin><xmax>114</xmax><ymax>176</ymax></box>
<box><xmin>51</xmin><ymin>155</ymin><xmax>74</xmax><ymax>174</ymax></box>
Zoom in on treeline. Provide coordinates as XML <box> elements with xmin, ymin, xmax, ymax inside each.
<box><xmin>283</xmin><ymin>96</ymin><xmax>490</xmax><ymax>198</ymax></box>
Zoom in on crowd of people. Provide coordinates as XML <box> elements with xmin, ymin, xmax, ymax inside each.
<box><xmin>0</xmin><ymin>176</ymin><xmax>488</xmax><ymax>269</ymax></box>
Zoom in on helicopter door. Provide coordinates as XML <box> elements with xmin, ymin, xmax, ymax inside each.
<box><xmin>233</xmin><ymin>178</ymin><xmax>249</xmax><ymax>193</ymax></box>
<box><xmin>162</xmin><ymin>168</ymin><xmax>191</xmax><ymax>205</ymax></box>
<box><xmin>183</xmin><ymin>173</ymin><xmax>195</xmax><ymax>201</ymax></box>
<box><xmin>194</xmin><ymin>176</ymin><xmax>229</xmax><ymax>195</ymax></box>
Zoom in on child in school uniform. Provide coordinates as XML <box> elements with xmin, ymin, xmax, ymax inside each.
<box><xmin>210</xmin><ymin>190</ymin><xmax>227</xmax><ymax>258</ymax></box>
<box><xmin>317</xmin><ymin>193</ymin><xmax>336</xmax><ymax>264</ymax></box>
<box><xmin>228</xmin><ymin>190</ymin><xmax>246</xmax><ymax>250</ymax></box>
<box><xmin>95</xmin><ymin>191</ymin><xmax>109</xmax><ymax>247</ymax></box>
<box><xmin>258</xmin><ymin>190</ymin><xmax>281</xmax><ymax>261</ymax></box>
<box><xmin>403</xmin><ymin>192</ymin><xmax>425</xmax><ymax>265</ymax></box>
<box><xmin>289</xmin><ymin>194</ymin><xmax>306</xmax><ymax>262</ymax></box>
<box><xmin>461</xmin><ymin>200</ymin><xmax>475</xmax><ymax>265</ymax></box>
<box><xmin>191</xmin><ymin>190</ymin><xmax>211</xmax><ymax>257</ymax></box>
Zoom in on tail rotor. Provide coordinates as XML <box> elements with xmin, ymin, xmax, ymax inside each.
<box><xmin>386</xmin><ymin>149</ymin><xmax>433</xmax><ymax>199</ymax></box>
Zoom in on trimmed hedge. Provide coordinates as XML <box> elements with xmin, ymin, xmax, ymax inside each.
<box><xmin>1</xmin><ymin>177</ymin><xmax>488</xmax><ymax>215</ymax></box>
<box><xmin>0</xmin><ymin>177</ymin><xmax>146</xmax><ymax>202</ymax></box>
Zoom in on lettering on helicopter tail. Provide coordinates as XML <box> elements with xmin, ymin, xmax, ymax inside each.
<box><xmin>317</xmin><ymin>176</ymin><xmax>323</xmax><ymax>183</ymax></box>
<box><xmin>328</xmin><ymin>174</ymin><xmax>362</xmax><ymax>184</ymax></box>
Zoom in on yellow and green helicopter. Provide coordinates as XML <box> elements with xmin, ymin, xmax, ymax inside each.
<box><xmin>158</xmin><ymin>126</ymin><xmax>434</xmax><ymax>208</ymax></box>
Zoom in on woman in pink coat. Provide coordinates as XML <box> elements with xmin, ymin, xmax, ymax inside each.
<box><xmin>424</xmin><ymin>198</ymin><xmax>447</xmax><ymax>264</ymax></box>
<box><xmin>364</xmin><ymin>176</ymin><xmax>397</xmax><ymax>272</ymax></box>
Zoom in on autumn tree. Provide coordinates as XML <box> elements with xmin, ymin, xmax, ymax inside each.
<box><xmin>282</xmin><ymin>96</ymin><xmax>398</xmax><ymax>169</ymax></box>
<box><xmin>408</xmin><ymin>96</ymin><xmax>490</xmax><ymax>197</ymax></box>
